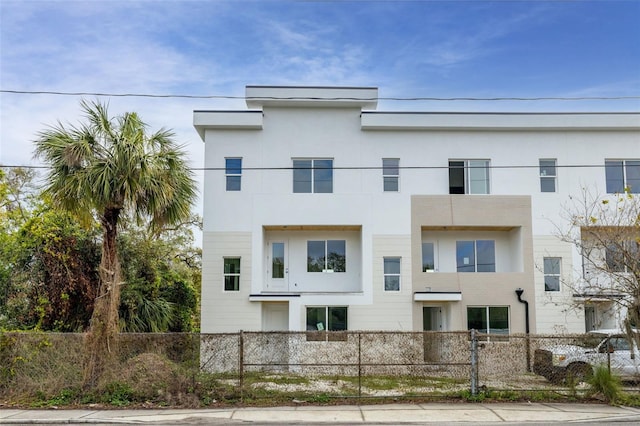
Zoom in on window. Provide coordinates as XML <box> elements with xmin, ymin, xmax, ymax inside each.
<box><xmin>307</xmin><ymin>240</ymin><xmax>346</xmax><ymax>272</ymax></box>
<box><xmin>272</xmin><ymin>243</ymin><xmax>285</xmax><ymax>279</ymax></box>
<box><xmin>539</xmin><ymin>159</ymin><xmax>557</xmax><ymax>192</ymax></box>
<box><xmin>293</xmin><ymin>159</ymin><xmax>333</xmax><ymax>193</ymax></box>
<box><xmin>449</xmin><ymin>160</ymin><xmax>490</xmax><ymax>194</ymax></box>
<box><xmin>225</xmin><ymin>158</ymin><xmax>242</xmax><ymax>191</ymax></box>
<box><xmin>422</xmin><ymin>242</ymin><xmax>435</xmax><ymax>272</ymax></box>
<box><xmin>306</xmin><ymin>306</ymin><xmax>348</xmax><ymax>341</ymax></box>
<box><xmin>383</xmin><ymin>257</ymin><xmax>401</xmax><ymax>291</ymax></box>
<box><xmin>543</xmin><ymin>257</ymin><xmax>561</xmax><ymax>291</ymax></box>
<box><xmin>382</xmin><ymin>158</ymin><xmax>399</xmax><ymax>192</ymax></box>
<box><xmin>606</xmin><ymin>160</ymin><xmax>640</xmax><ymax>193</ymax></box>
<box><xmin>223</xmin><ymin>257</ymin><xmax>240</xmax><ymax>291</ymax></box>
<box><xmin>606</xmin><ymin>241</ymin><xmax>640</xmax><ymax>273</ymax></box>
<box><xmin>456</xmin><ymin>240</ymin><xmax>495</xmax><ymax>272</ymax></box>
<box><xmin>467</xmin><ymin>306</ymin><xmax>509</xmax><ymax>337</ymax></box>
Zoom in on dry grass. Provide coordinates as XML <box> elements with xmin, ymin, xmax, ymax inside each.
<box><xmin>2</xmin><ymin>331</ymin><xmax>638</xmax><ymax>408</ymax></box>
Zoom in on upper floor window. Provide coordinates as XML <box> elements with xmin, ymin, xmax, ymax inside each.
<box><xmin>223</xmin><ymin>257</ymin><xmax>241</xmax><ymax>291</ymax></box>
<box><xmin>225</xmin><ymin>158</ymin><xmax>242</xmax><ymax>191</ymax></box>
<box><xmin>383</xmin><ymin>257</ymin><xmax>401</xmax><ymax>291</ymax></box>
<box><xmin>382</xmin><ymin>158</ymin><xmax>399</xmax><ymax>192</ymax></box>
<box><xmin>422</xmin><ymin>242</ymin><xmax>435</xmax><ymax>272</ymax></box>
<box><xmin>606</xmin><ymin>241</ymin><xmax>640</xmax><ymax>273</ymax></box>
<box><xmin>456</xmin><ymin>240</ymin><xmax>495</xmax><ymax>272</ymax></box>
<box><xmin>539</xmin><ymin>159</ymin><xmax>557</xmax><ymax>193</ymax></box>
<box><xmin>293</xmin><ymin>159</ymin><xmax>333</xmax><ymax>193</ymax></box>
<box><xmin>543</xmin><ymin>257</ymin><xmax>561</xmax><ymax>291</ymax></box>
<box><xmin>605</xmin><ymin>160</ymin><xmax>640</xmax><ymax>193</ymax></box>
<box><xmin>449</xmin><ymin>160</ymin><xmax>490</xmax><ymax>194</ymax></box>
<box><xmin>307</xmin><ymin>240</ymin><xmax>346</xmax><ymax>272</ymax></box>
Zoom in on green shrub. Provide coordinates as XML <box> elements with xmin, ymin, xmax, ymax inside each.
<box><xmin>588</xmin><ymin>365</ymin><xmax>621</xmax><ymax>404</ymax></box>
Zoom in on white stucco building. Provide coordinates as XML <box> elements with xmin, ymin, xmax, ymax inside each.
<box><xmin>194</xmin><ymin>85</ymin><xmax>640</xmax><ymax>336</ymax></box>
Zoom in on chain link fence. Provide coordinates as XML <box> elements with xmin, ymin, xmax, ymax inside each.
<box><xmin>2</xmin><ymin>330</ymin><xmax>639</xmax><ymax>403</ymax></box>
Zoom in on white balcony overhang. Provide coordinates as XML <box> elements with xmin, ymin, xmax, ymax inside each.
<box><xmin>249</xmin><ymin>293</ymin><xmax>301</xmax><ymax>302</ymax></box>
<box><xmin>573</xmin><ymin>293</ymin><xmax>626</xmax><ymax>302</ymax></box>
<box><xmin>414</xmin><ymin>291</ymin><xmax>462</xmax><ymax>302</ymax></box>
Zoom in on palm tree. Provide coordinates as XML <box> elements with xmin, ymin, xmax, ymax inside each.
<box><xmin>34</xmin><ymin>100</ymin><xmax>197</xmax><ymax>385</ymax></box>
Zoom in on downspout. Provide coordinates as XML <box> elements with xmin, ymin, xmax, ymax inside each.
<box><xmin>515</xmin><ymin>288</ymin><xmax>531</xmax><ymax>372</ymax></box>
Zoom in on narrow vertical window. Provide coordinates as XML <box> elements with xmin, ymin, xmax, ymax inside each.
<box><xmin>539</xmin><ymin>159</ymin><xmax>557</xmax><ymax>192</ymax></box>
<box><xmin>476</xmin><ymin>240</ymin><xmax>496</xmax><ymax>272</ymax></box>
<box><xmin>468</xmin><ymin>160</ymin><xmax>490</xmax><ymax>194</ymax></box>
<box><xmin>422</xmin><ymin>242</ymin><xmax>435</xmax><ymax>272</ymax></box>
<box><xmin>272</xmin><ymin>243</ymin><xmax>285</xmax><ymax>279</ymax></box>
<box><xmin>383</xmin><ymin>257</ymin><xmax>401</xmax><ymax>291</ymax></box>
<box><xmin>543</xmin><ymin>257</ymin><xmax>561</xmax><ymax>291</ymax></box>
<box><xmin>223</xmin><ymin>257</ymin><xmax>240</xmax><ymax>291</ymax></box>
<box><xmin>382</xmin><ymin>158</ymin><xmax>399</xmax><ymax>192</ymax></box>
<box><xmin>448</xmin><ymin>161</ymin><xmax>465</xmax><ymax>194</ymax></box>
<box><xmin>225</xmin><ymin>158</ymin><xmax>242</xmax><ymax>191</ymax></box>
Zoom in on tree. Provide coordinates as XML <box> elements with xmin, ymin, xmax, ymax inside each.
<box><xmin>557</xmin><ymin>188</ymin><xmax>640</xmax><ymax>345</ymax></box>
<box><xmin>0</xmin><ymin>167</ymin><xmax>41</xmax><ymax>326</ymax></box>
<box><xmin>34</xmin><ymin>100</ymin><xmax>197</xmax><ymax>385</ymax></box>
<box><xmin>117</xmin><ymin>214</ymin><xmax>201</xmax><ymax>332</ymax></box>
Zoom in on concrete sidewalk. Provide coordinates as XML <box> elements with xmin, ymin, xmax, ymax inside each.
<box><xmin>3</xmin><ymin>403</ymin><xmax>640</xmax><ymax>424</ymax></box>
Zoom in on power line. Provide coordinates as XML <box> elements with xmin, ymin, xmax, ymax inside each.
<box><xmin>2</xmin><ymin>89</ymin><xmax>639</xmax><ymax>102</ymax></box>
<box><xmin>0</xmin><ymin>164</ymin><xmax>624</xmax><ymax>171</ymax></box>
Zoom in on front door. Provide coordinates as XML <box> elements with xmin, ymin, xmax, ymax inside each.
<box><xmin>267</xmin><ymin>241</ymin><xmax>288</xmax><ymax>291</ymax></box>
<box><xmin>262</xmin><ymin>302</ymin><xmax>289</xmax><ymax>331</ymax></box>
<box><xmin>423</xmin><ymin>306</ymin><xmax>443</xmax><ymax>331</ymax></box>
<box><xmin>423</xmin><ymin>306</ymin><xmax>443</xmax><ymax>362</ymax></box>
<box><xmin>585</xmin><ymin>305</ymin><xmax>596</xmax><ymax>331</ymax></box>
<box><xmin>262</xmin><ymin>302</ymin><xmax>289</xmax><ymax>372</ymax></box>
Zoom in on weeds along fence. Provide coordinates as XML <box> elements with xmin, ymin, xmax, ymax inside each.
<box><xmin>2</xmin><ymin>331</ymin><xmax>639</xmax><ymax>404</ymax></box>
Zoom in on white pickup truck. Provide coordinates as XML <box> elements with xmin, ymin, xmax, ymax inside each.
<box><xmin>534</xmin><ymin>329</ymin><xmax>640</xmax><ymax>383</ymax></box>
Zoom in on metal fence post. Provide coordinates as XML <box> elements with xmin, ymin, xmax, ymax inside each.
<box><xmin>358</xmin><ymin>332</ymin><xmax>362</xmax><ymax>398</ymax></box>
<box><xmin>239</xmin><ymin>330</ymin><xmax>244</xmax><ymax>402</ymax></box>
<box><xmin>470</xmin><ymin>329</ymin><xmax>478</xmax><ymax>396</ymax></box>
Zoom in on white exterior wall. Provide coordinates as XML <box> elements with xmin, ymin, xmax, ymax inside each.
<box><xmin>196</xmin><ymin>86</ymin><xmax>640</xmax><ymax>335</ymax></box>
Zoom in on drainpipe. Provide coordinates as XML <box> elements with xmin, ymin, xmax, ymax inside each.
<box><xmin>515</xmin><ymin>288</ymin><xmax>531</xmax><ymax>372</ymax></box>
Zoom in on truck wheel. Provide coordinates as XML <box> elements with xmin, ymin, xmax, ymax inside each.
<box><xmin>566</xmin><ymin>362</ymin><xmax>592</xmax><ymax>383</ymax></box>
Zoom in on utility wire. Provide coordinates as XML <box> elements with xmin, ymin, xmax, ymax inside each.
<box><xmin>2</xmin><ymin>89</ymin><xmax>639</xmax><ymax>102</ymax></box>
<box><xmin>0</xmin><ymin>164</ymin><xmax>624</xmax><ymax>171</ymax></box>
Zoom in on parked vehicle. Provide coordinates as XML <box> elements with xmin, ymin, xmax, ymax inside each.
<box><xmin>534</xmin><ymin>329</ymin><xmax>640</xmax><ymax>383</ymax></box>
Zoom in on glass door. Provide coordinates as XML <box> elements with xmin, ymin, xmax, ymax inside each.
<box><xmin>267</xmin><ymin>241</ymin><xmax>288</xmax><ymax>291</ymax></box>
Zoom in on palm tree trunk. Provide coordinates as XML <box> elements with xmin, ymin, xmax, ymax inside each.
<box><xmin>83</xmin><ymin>207</ymin><xmax>122</xmax><ymax>387</ymax></box>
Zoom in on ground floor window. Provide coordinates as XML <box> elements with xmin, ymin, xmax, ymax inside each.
<box><xmin>467</xmin><ymin>306</ymin><xmax>509</xmax><ymax>340</ymax></box>
<box><xmin>306</xmin><ymin>306</ymin><xmax>348</xmax><ymax>341</ymax></box>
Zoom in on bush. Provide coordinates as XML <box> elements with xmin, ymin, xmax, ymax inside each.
<box><xmin>588</xmin><ymin>364</ymin><xmax>621</xmax><ymax>403</ymax></box>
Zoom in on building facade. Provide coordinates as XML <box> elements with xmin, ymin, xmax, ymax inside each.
<box><xmin>194</xmin><ymin>85</ymin><xmax>640</xmax><ymax>336</ymax></box>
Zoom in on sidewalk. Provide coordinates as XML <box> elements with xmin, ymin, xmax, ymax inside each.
<box><xmin>3</xmin><ymin>403</ymin><xmax>640</xmax><ymax>424</ymax></box>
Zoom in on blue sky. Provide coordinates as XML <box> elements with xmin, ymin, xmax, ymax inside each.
<box><xmin>1</xmin><ymin>0</ymin><xmax>639</xmax><ymax>209</ymax></box>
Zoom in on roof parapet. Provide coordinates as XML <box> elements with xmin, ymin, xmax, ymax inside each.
<box><xmin>245</xmin><ymin>85</ymin><xmax>378</xmax><ymax>110</ymax></box>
